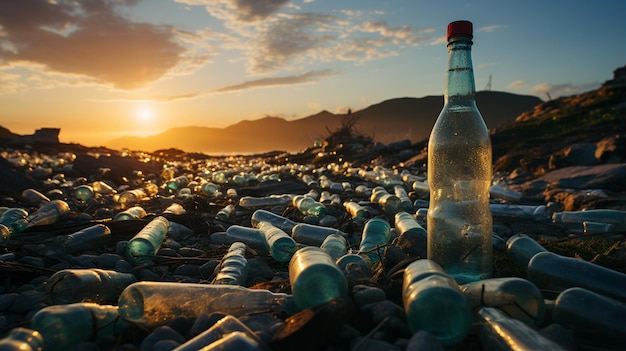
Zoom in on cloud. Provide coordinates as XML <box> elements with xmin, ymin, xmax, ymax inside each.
<box><xmin>214</xmin><ymin>68</ymin><xmax>337</xmax><ymax>93</ymax></box>
<box><xmin>531</xmin><ymin>82</ymin><xmax>600</xmax><ymax>98</ymax></box>
<box><xmin>175</xmin><ymin>0</ymin><xmax>289</xmax><ymax>23</ymax></box>
<box><xmin>507</xmin><ymin>80</ymin><xmax>527</xmax><ymax>89</ymax></box>
<box><xmin>476</xmin><ymin>25</ymin><xmax>502</xmax><ymax>33</ymax></box>
<box><xmin>0</xmin><ymin>0</ymin><xmax>186</xmax><ymax>90</ymax></box>
<box><xmin>107</xmin><ymin>69</ymin><xmax>338</xmax><ymax>102</ymax></box>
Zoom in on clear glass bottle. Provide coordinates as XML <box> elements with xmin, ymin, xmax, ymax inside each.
<box><xmin>215</xmin><ymin>204</ymin><xmax>236</xmax><ymax>222</ymax></box>
<box><xmin>291</xmin><ymin>223</ymin><xmax>347</xmax><ymax>247</ymax></box>
<box><xmin>117</xmin><ymin>282</ymin><xmax>298</xmax><ymax>328</ymax></box>
<box><xmin>359</xmin><ymin>218</ymin><xmax>391</xmax><ymax>264</ymax></box>
<box><xmin>394</xmin><ymin>211</ymin><xmax>427</xmax><ymax>237</ymax></box>
<box><xmin>343</xmin><ymin>201</ymin><xmax>371</xmax><ymax>219</ymax></box>
<box><xmin>30</xmin><ymin>303</ymin><xmax>130</xmax><ymax>351</ymax></box>
<box><xmin>477</xmin><ymin>307</ymin><xmax>566</xmax><ymax>351</ymax></box>
<box><xmin>198</xmin><ymin>331</ymin><xmax>264</xmax><ymax>351</ymax></box>
<box><xmin>427</xmin><ymin>20</ymin><xmax>492</xmax><ymax>284</ymax></box>
<box><xmin>255</xmin><ymin>221</ymin><xmax>296</xmax><ymax>262</ymax></box>
<box><xmin>113</xmin><ymin>206</ymin><xmax>147</xmax><ymax>221</ymax></box>
<box><xmin>46</xmin><ymin>268</ymin><xmax>138</xmax><ymax>304</ymax></box>
<box><xmin>289</xmin><ymin>246</ymin><xmax>348</xmax><ymax>310</ymax></box>
<box><xmin>173</xmin><ymin>315</ymin><xmax>265</xmax><ymax>351</ymax></box>
<box><xmin>552</xmin><ymin>287</ymin><xmax>626</xmax><ymax>349</ymax></box>
<box><xmin>25</xmin><ymin>199</ymin><xmax>70</xmax><ymax>228</ymax></box>
<box><xmin>250</xmin><ymin>209</ymin><xmax>297</xmax><ymax>234</ymax></box>
<box><xmin>0</xmin><ymin>327</ymin><xmax>44</xmax><ymax>351</ymax></box>
<box><xmin>124</xmin><ymin>216</ymin><xmax>170</xmax><ymax>265</ymax></box>
<box><xmin>320</xmin><ymin>233</ymin><xmax>348</xmax><ymax>261</ymax></box>
<box><xmin>213</xmin><ymin>242</ymin><xmax>248</xmax><ymax>285</ymax></box>
<box><xmin>553</xmin><ymin>209</ymin><xmax>626</xmax><ymax>231</ymax></box>
<box><xmin>460</xmin><ymin>277</ymin><xmax>545</xmax><ymax>327</ymax></box>
<box><xmin>223</xmin><ymin>225</ymin><xmax>269</xmax><ymax>255</ymax></box>
<box><xmin>402</xmin><ymin>259</ymin><xmax>473</xmax><ymax>346</ymax></box>
<box><xmin>507</xmin><ymin>234</ymin><xmax>626</xmax><ymax>301</ymax></box>
<box><xmin>293</xmin><ymin>195</ymin><xmax>326</xmax><ymax>218</ymax></box>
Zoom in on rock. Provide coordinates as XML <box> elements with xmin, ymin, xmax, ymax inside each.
<box><xmin>526</xmin><ymin>164</ymin><xmax>626</xmax><ymax>192</ymax></box>
<box><xmin>140</xmin><ymin>326</ymin><xmax>185</xmax><ymax>351</ymax></box>
<box><xmin>406</xmin><ymin>330</ymin><xmax>445</xmax><ymax>351</ymax></box>
<box><xmin>563</xmin><ymin>143</ymin><xmax>601</xmax><ymax>166</ymax></box>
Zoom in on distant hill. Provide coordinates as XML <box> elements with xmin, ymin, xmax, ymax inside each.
<box><xmin>107</xmin><ymin>91</ymin><xmax>542</xmax><ymax>154</ymax></box>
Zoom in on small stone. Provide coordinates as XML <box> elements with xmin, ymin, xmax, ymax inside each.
<box><xmin>178</xmin><ymin>247</ymin><xmax>204</xmax><ymax>257</ymax></box>
<box><xmin>199</xmin><ymin>260</ymin><xmax>219</xmax><ymax>280</ymax></box>
<box><xmin>140</xmin><ymin>326</ymin><xmax>185</xmax><ymax>351</ymax></box>
<box><xmin>350</xmin><ymin>337</ymin><xmax>401</xmax><ymax>351</ymax></box>
<box><xmin>352</xmin><ymin>285</ymin><xmax>386</xmax><ymax>309</ymax></box>
<box><xmin>11</xmin><ymin>290</ymin><xmax>46</xmax><ymax>314</ymax></box>
<box><xmin>173</xmin><ymin>264</ymin><xmax>201</xmax><ymax>278</ymax></box>
<box><xmin>0</xmin><ymin>293</ymin><xmax>18</xmax><ymax>312</ymax></box>
<box><xmin>73</xmin><ymin>254</ymin><xmax>99</xmax><ymax>268</ymax></box>
<box><xmin>370</xmin><ymin>300</ymin><xmax>405</xmax><ymax>325</ymax></box>
<box><xmin>247</xmin><ymin>258</ymin><xmax>275</xmax><ymax>281</ymax></box>
<box><xmin>406</xmin><ymin>330</ymin><xmax>444</xmax><ymax>351</ymax></box>
<box><xmin>115</xmin><ymin>259</ymin><xmax>135</xmax><ymax>273</ymax></box>
<box><xmin>96</xmin><ymin>253</ymin><xmax>122</xmax><ymax>268</ymax></box>
<box><xmin>18</xmin><ymin>256</ymin><xmax>45</xmax><ymax>268</ymax></box>
<box><xmin>152</xmin><ymin>339</ymin><xmax>182</xmax><ymax>351</ymax></box>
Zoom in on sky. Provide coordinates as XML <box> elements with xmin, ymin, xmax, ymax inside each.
<box><xmin>1</xmin><ymin>0</ymin><xmax>625</xmax><ymax>148</ymax></box>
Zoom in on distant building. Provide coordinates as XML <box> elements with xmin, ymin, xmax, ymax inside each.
<box><xmin>603</xmin><ymin>65</ymin><xmax>626</xmax><ymax>88</ymax></box>
<box><xmin>13</xmin><ymin>128</ymin><xmax>60</xmax><ymax>145</ymax></box>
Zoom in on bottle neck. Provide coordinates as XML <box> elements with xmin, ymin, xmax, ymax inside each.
<box><xmin>444</xmin><ymin>37</ymin><xmax>476</xmax><ymax>104</ymax></box>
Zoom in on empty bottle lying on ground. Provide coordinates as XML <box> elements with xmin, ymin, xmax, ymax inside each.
<box><xmin>124</xmin><ymin>216</ymin><xmax>170</xmax><ymax>265</ymax></box>
<box><xmin>212</xmin><ymin>242</ymin><xmax>248</xmax><ymax>285</ymax></box>
<box><xmin>173</xmin><ymin>315</ymin><xmax>269</xmax><ymax>351</ymax></box>
<box><xmin>0</xmin><ymin>327</ymin><xmax>43</xmax><ymax>351</ymax></box>
<box><xmin>478</xmin><ymin>307</ymin><xmax>566</xmax><ymax>351</ymax></box>
<box><xmin>30</xmin><ymin>302</ymin><xmax>131</xmax><ymax>351</ymax></box>
<box><xmin>117</xmin><ymin>282</ymin><xmax>298</xmax><ymax>328</ymax></box>
<box><xmin>506</xmin><ymin>234</ymin><xmax>626</xmax><ymax>301</ymax></box>
<box><xmin>402</xmin><ymin>259</ymin><xmax>473</xmax><ymax>346</ymax></box>
<box><xmin>289</xmin><ymin>246</ymin><xmax>348</xmax><ymax>310</ymax></box>
<box><xmin>549</xmin><ymin>287</ymin><xmax>626</xmax><ymax>349</ymax></box>
<box><xmin>46</xmin><ymin>268</ymin><xmax>138</xmax><ymax>305</ymax></box>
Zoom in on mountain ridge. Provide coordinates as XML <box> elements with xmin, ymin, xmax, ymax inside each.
<box><xmin>107</xmin><ymin>91</ymin><xmax>542</xmax><ymax>154</ymax></box>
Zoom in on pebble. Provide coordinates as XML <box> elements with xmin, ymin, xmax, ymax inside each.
<box><xmin>140</xmin><ymin>326</ymin><xmax>186</xmax><ymax>351</ymax></box>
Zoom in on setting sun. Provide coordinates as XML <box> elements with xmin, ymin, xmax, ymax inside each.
<box><xmin>136</xmin><ymin>107</ymin><xmax>155</xmax><ymax>123</ymax></box>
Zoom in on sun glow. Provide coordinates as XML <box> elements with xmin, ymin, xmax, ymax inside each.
<box><xmin>136</xmin><ymin>107</ymin><xmax>155</xmax><ymax>123</ymax></box>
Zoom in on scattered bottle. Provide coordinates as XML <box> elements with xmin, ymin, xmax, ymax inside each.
<box><xmin>239</xmin><ymin>195</ymin><xmax>292</xmax><ymax>210</ymax></box>
<box><xmin>250</xmin><ymin>209</ymin><xmax>297</xmax><ymax>233</ymax></box>
<box><xmin>393</xmin><ymin>185</ymin><xmax>414</xmax><ymax>211</ymax></box>
<box><xmin>222</xmin><ymin>225</ymin><xmax>269</xmax><ymax>255</ymax></box>
<box><xmin>25</xmin><ymin>199</ymin><xmax>70</xmax><ymax>228</ymax></box>
<box><xmin>117</xmin><ymin>188</ymin><xmax>146</xmax><ymax>209</ymax></box>
<box><xmin>22</xmin><ymin>188</ymin><xmax>50</xmax><ymax>205</ymax></box>
<box><xmin>198</xmin><ymin>331</ymin><xmax>264</xmax><ymax>351</ymax></box>
<box><xmin>394</xmin><ymin>211</ymin><xmax>427</xmax><ymax>237</ymax></box>
<box><xmin>255</xmin><ymin>221</ymin><xmax>296</xmax><ymax>262</ymax></box>
<box><xmin>124</xmin><ymin>216</ymin><xmax>170</xmax><ymax>265</ymax></box>
<box><xmin>477</xmin><ymin>307</ymin><xmax>566</xmax><ymax>351</ymax></box>
<box><xmin>460</xmin><ymin>277</ymin><xmax>545</xmax><ymax>327</ymax></box>
<box><xmin>291</xmin><ymin>222</ymin><xmax>347</xmax><ymax>247</ymax></box>
<box><xmin>343</xmin><ymin>201</ymin><xmax>371</xmax><ymax>219</ymax></box>
<box><xmin>293</xmin><ymin>195</ymin><xmax>326</xmax><ymax>217</ymax></box>
<box><xmin>553</xmin><ymin>209</ymin><xmax>626</xmax><ymax>232</ymax></box>
<box><xmin>289</xmin><ymin>246</ymin><xmax>348</xmax><ymax>310</ymax></box>
<box><xmin>402</xmin><ymin>259</ymin><xmax>473</xmax><ymax>346</ymax></box>
<box><xmin>117</xmin><ymin>282</ymin><xmax>298</xmax><ymax>328</ymax></box>
<box><xmin>551</xmin><ymin>287</ymin><xmax>626</xmax><ymax>349</ymax></box>
<box><xmin>427</xmin><ymin>20</ymin><xmax>492</xmax><ymax>284</ymax></box>
<box><xmin>198</xmin><ymin>181</ymin><xmax>222</xmax><ymax>198</ymax></box>
<box><xmin>320</xmin><ymin>233</ymin><xmax>349</xmax><ymax>261</ymax></box>
<box><xmin>173</xmin><ymin>315</ymin><xmax>266</xmax><ymax>351</ymax></box>
<box><xmin>165</xmin><ymin>175</ymin><xmax>190</xmax><ymax>194</ymax></box>
<box><xmin>490</xmin><ymin>203</ymin><xmax>550</xmax><ymax>221</ymax></box>
<box><xmin>359</xmin><ymin>218</ymin><xmax>391</xmax><ymax>264</ymax></box>
<box><xmin>47</xmin><ymin>224</ymin><xmax>112</xmax><ymax>256</ymax></box>
<box><xmin>489</xmin><ymin>183</ymin><xmax>522</xmax><ymax>202</ymax></box>
<box><xmin>213</xmin><ymin>242</ymin><xmax>249</xmax><ymax>286</ymax></box>
<box><xmin>46</xmin><ymin>268</ymin><xmax>138</xmax><ymax>304</ymax></box>
<box><xmin>30</xmin><ymin>303</ymin><xmax>130</xmax><ymax>351</ymax></box>
<box><xmin>215</xmin><ymin>204</ymin><xmax>236</xmax><ymax>222</ymax></box>
<box><xmin>370</xmin><ymin>187</ymin><xmax>402</xmax><ymax>214</ymax></box>
<box><xmin>0</xmin><ymin>208</ymin><xmax>29</xmax><ymax>245</ymax></box>
<box><xmin>73</xmin><ymin>184</ymin><xmax>95</xmax><ymax>202</ymax></box>
<box><xmin>0</xmin><ymin>327</ymin><xmax>44</xmax><ymax>351</ymax></box>
<box><xmin>506</xmin><ymin>234</ymin><xmax>626</xmax><ymax>301</ymax></box>
<box><xmin>113</xmin><ymin>206</ymin><xmax>147</xmax><ymax>221</ymax></box>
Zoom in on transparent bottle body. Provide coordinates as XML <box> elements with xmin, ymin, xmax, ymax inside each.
<box><xmin>250</xmin><ymin>209</ymin><xmax>297</xmax><ymax>233</ymax></box>
<box><xmin>224</xmin><ymin>225</ymin><xmax>269</xmax><ymax>254</ymax></box>
<box><xmin>213</xmin><ymin>242</ymin><xmax>248</xmax><ymax>285</ymax></box>
<box><xmin>256</xmin><ymin>222</ymin><xmax>296</xmax><ymax>262</ymax></box>
<box><xmin>359</xmin><ymin>218</ymin><xmax>391</xmax><ymax>264</ymax></box>
<box><xmin>427</xmin><ymin>36</ymin><xmax>492</xmax><ymax>284</ymax></box>
<box><xmin>552</xmin><ymin>287</ymin><xmax>626</xmax><ymax>349</ymax></box>
<box><xmin>460</xmin><ymin>277</ymin><xmax>545</xmax><ymax>327</ymax></box>
<box><xmin>289</xmin><ymin>247</ymin><xmax>348</xmax><ymax>310</ymax></box>
<box><xmin>320</xmin><ymin>233</ymin><xmax>348</xmax><ymax>261</ymax></box>
<box><xmin>174</xmin><ymin>315</ymin><xmax>263</xmax><ymax>351</ymax></box>
<box><xmin>30</xmin><ymin>303</ymin><xmax>129</xmax><ymax>351</ymax></box>
<box><xmin>0</xmin><ymin>327</ymin><xmax>44</xmax><ymax>351</ymax></box>
<box><xmin>478</xmin><ymin>307</ymin><xmax>566</xmax><ymax>351</ymax></box>
<box><xmin>46</xmin><ymin>268</ymin><xmax>138</xmax><ymax>305</ymax></box>
<box><xmin>291</xmin><ymin>223</ymin><xmax>347</xmax><ymax>247</ymax></box>
<box><xmin>125</xmin><ymin>216</ymin><xmax>169</xmax><ymax>265</ymax></box>
<box><xmin>402</xmin><ymin>259</ymin><xmax>472</xmax><ymax>346</ymax></box>
<box><xmin>117</xmin><ymin>282</ymin><xmax>297</xmax><ymax>328</ymax></box>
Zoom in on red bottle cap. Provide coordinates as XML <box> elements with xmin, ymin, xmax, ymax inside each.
<box><xmin>447</xmin><ymin>20</ymin><xmax>473</xmax><ymax>41</ymax></box>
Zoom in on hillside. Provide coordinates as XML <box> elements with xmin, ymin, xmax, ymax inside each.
<box><xmin>107</xmin><ymin>91</ymin><xmax>542</xmax><ymax>154</ymax></box>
